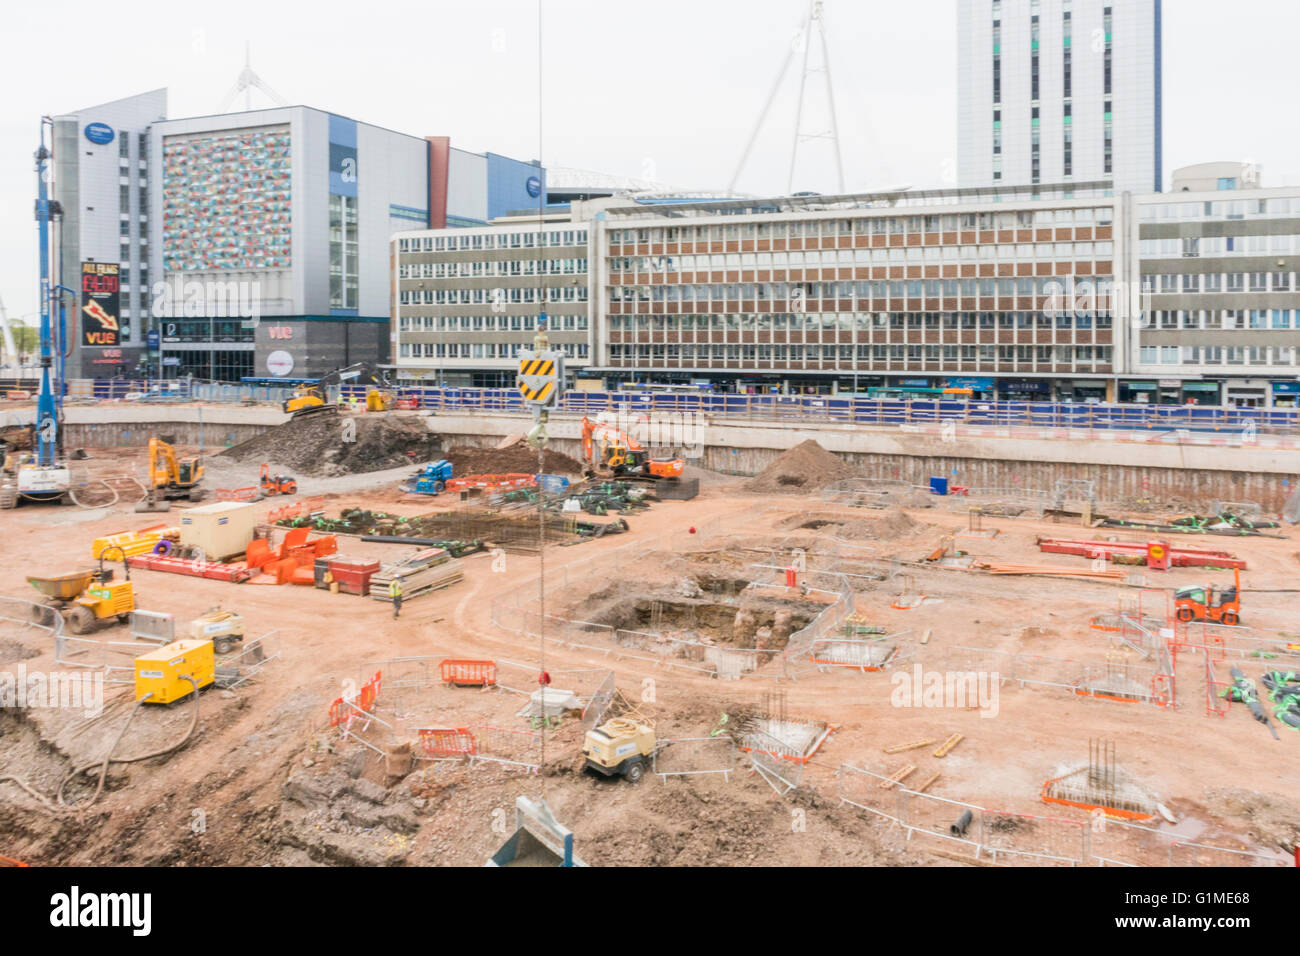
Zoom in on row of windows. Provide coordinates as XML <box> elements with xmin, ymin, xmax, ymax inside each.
<box><xmin>398</xmin><ymin>286</ymin><xmax>589</xmax><ymax>305</ymax></box>
<box><xmin>157</xmin><ymin>318</ymin><xmax>255</xmax><ymax>342</ymax></box>
<box><xmin>1139</xmin><ymin>197</ymin><xmax>1298</xmax><ymax>221</ymax></box>
<box><xmin>398</xmin><ymin>341</ymin><xmax>589</xmax><ymax>360</ymax></box>
<box><xmin>1142</xmin><ymin>272</ymin><xmax>1295</xmax><ymax>294</ymax></box>
<box><xmin>398</xmin><ymin>313</ymin><xmax>589</xmax><ymax>333</ymax></box>
<box><xmin>329</xmin><ymin>194</ymin><xmax>359</xmax><ymax>311</ymax></box>
<box><xmin>399</xmin><ymin>258</ymin><xmax>588</xmax><ymax>279</ymax></box>
<box><xmin>397</xmin><ymin>230</ymin><xmax>587</xmax><ymax>253</ymax></box>
<box><xmin>608</xmin><ymin>311</ymin><xmax>1112</xmax><ymax>332</ymax></box>
<box><xmin>1141</xmin><ymin>236</ymin><xmax>1300</xmax><ymax>257</ymax></box>
<box><xmin>605</xmin><ymin>208</ymin><xmax>1112</xmax><ymax>245</ymax></box>
<box><xmin>1139</xmin><ymin>345</ymin><xmax>1300</xmax><ymax>367</ymax></box>
<box><xmin>609</xmin><ymin>242</ymin><xmax>1114</xmax><ymax>274</ymax></box>
<box><xmin>608</xmin><ymin>343</ymin><xmax>1112</xmax><ymax>366</ymax></box>
<box><xmin>1145</xmin><ymin>310</ymin><xmax>1299</xmax><ymax>330</ymax></box>
<box><xmin>610</xmin><ymin>277</ymin><xmax>1114</xmax><ymax>302</ymax></box>
<box><xmin>158</xmin><ymin>349</ymin><xmax>252</xmax><ymax>382</ymax></box>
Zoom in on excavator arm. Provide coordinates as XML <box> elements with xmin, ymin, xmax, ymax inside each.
<box><xmin>579</xmin><ymin>416</ymin><xmax>680</xmax><ymax>479</ymax></box>
<box><xmin>147</xmin><ymin>438</ymin><xmax>203</xmax><ymax>490</ymax></box>
<box><xmin>147</xmin><ymin>437</ymin><xmax>176</xmax><ymax>489</ymax></box>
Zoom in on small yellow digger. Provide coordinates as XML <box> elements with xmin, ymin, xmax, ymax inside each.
<box><xmin>136</xmin><ymin>437</ymin><xmax>205</xmax><ymax>512</ymax></box>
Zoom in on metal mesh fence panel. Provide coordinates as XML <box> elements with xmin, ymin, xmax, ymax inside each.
<box><xmin>653</xmin><ymin>737</ymin><xmax>735</xmax><ymax>780</ymax></box>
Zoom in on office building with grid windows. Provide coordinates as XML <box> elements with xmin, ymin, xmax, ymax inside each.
<box><xmin>595</xmin><ymin>184</ymin><xmax>1126</xmax><ymax>402</ymax></box>
<box><xmin>1129</xmin><ymin>187</ymin><xmax>1300</xmax><ymax>407</ymax></box>
<box><xmin>391</xmin><ymin>221</ymin><xmax>592</xmax><ymax>388</ymax></box>
<box><xmin>958</xmin><ymin>0</ymin><xmax>1162</xmax><ymax>195</ymax></box>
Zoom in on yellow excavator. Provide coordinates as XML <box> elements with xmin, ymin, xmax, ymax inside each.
<box><xmin>283</xmin><ymin>363</ymin><xmax>392</xmax><ymax>418</ymax></box>
<box><xmin>136</xmin><ymin>437</ymin><xmax>205</xmax><ymax>512</ymax></box>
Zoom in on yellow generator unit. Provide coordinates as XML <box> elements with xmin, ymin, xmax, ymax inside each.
<box><xmin>582</xmin><ymin>717</ymin><xmax>656</xmax><ymax>783</ymax></box>
<box><xmin>134</xmin><ymin>639</ymin><xmax>214</xmax><ymax>704</ymax></box>
<box><xmin>189</xmin><ymin>607</ymin><xmax>245</xmax><ymax>655</ymax></box>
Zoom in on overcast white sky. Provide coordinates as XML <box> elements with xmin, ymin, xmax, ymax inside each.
<box><xmin>2</xmin><ymin>0</ymin><xmax>1297</xmax><ymax>324</ymax></box>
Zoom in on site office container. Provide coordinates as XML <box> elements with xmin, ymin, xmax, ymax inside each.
<box><xmin>178</xmin><ymin>502</ymin><xmax>258</xmax><ymax>562</ymax></box>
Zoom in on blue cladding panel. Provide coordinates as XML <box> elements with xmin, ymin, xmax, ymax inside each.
<box><xmin>329</xmin><ymin>114</ymin><xmax>358</xmax><ymax>198</ymax></box>
<box><xmin>486</xmin><ymin>153</ymin><xmax>545</xmax><ymax>220</ymax></box>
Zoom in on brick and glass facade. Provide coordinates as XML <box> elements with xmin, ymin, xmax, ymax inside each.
<box><xmin>598</xmin><ymin>184</ymin><xmax>1123</xmax><ymax>399</ymax></box>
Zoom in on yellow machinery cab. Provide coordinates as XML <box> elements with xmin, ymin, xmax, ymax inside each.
<box><xmin>78</xmin><ymin>578</ymin><xmax>135</xmax><ymax>622</ymax></box>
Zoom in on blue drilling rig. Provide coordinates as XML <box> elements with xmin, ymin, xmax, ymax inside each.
<box><xmin>2</xmin><ymin>119</ymin><xmax>72</xmax><ymax>508</ymax></box>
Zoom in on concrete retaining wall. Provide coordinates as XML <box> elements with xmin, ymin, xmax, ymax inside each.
<box><xmin>426</xmin><ymin>413</ymin><xmax>1300</xmax><ymax>511</ymax></box>
<box><xmin>65</xmin><ymin>421</ymin><xmax>270</xmax><ymax>449</ymax></box>
<box><xmin>14</xmin><ymin>404</ymin><xmax>1299</xmax><ymax>511</ymax></box>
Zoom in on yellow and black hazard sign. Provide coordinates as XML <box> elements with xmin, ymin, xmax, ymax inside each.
<box><xmin>517</xmin><ymin>349</ymin><xmax>564</xmax><ymax>407</ymax></box>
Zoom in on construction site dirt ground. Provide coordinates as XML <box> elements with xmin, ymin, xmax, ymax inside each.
<box><xmin>2</xmin><ymin>441</ymin><xmax>1299</xmax><ymax>866</ymax></box>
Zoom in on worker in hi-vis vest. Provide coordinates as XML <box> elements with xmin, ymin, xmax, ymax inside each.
<box><xmin>389</xmin><ymin>578</ymin><xmax>403</xmax><ymax>619</ymax></box>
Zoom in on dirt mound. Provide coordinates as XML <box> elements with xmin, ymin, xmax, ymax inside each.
<box><xmin>744</xmin><ymin>440</ymin><xmax>854</xmax><ymax>493</ymax></box>
<box><xmin>221</xmin><ymin>413</ymin><xmax>442</xmax><ymax>477</ymax></box>
<box><xmin>868</xmin><ymin>507</ymin><xmax>920</xmax><ymax>538</ymax></box>
<box><xmin>0</xmin><ymin>425</ymin><xmax>32</xmax><ymax>451</ymax></box>
<box><xmin>682</xmin><ymin>463</ymin><xmax>744</xmax><ymax>486</ymax></box>
<box><xmin>777</xmin><ymin>507</ymin><xmax>922</xmax><ymax>541</ymax></box>
<box><xmin>444</xmin><ymin>439</ymin><xmax>582</xmax><ymax>476</ymax></box>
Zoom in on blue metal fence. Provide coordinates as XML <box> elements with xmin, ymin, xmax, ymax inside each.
<box><xmin>69</xmin><ymin>378</ymin><xmax>1299</xmax><ymax>433</ymax></box>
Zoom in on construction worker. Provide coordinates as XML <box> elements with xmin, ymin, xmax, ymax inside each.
<box><xmin>389</xmin><ymin>578</ymin><xmax>403</xmax><ymax>618</ymax></box>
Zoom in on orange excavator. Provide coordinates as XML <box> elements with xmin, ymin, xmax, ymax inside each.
<box><xmin>580</xmin><ymin>416</ymin><xmax>684</xmax><ymax>481</ymax></box>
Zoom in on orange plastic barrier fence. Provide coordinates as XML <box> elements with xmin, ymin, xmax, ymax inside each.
<box><xmin>328</xmin><ymin>670</ymin><xmax>382</xmax><ymax>727</ymax></box>
<box><xmin>246</xmin><ymin>539</ymin><xmax>274</xmax><ymax>569</ymax></box>
<box><xmin>279</xmin><ymin>527</ymin><xmax>310</xmax><ymax>555</ymax></box>
<box><xmin>418</xmin><ymin>728</ymin><xmax>477</xmax><ymax>757</ymax></box>
<box><xmin>216</xmin><ymin>487</ymin><xmax>260</xmax><ymax>502</ymax></box>
<box><xmin>439</xmin><ymin>659</ymin><xmax>498</xmax><ymax>686</ymax></box>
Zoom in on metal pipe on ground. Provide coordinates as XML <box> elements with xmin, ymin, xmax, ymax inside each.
<box><xmin>361</xmin><ymin>535</ymin><xmax>486</xmax><ymax>555</ymax></box>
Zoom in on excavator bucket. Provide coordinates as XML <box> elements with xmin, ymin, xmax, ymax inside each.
<box><xmin>134</xmin><ymin>494</ymin><xmax>171</xmax><ymax>513</ymax></box>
